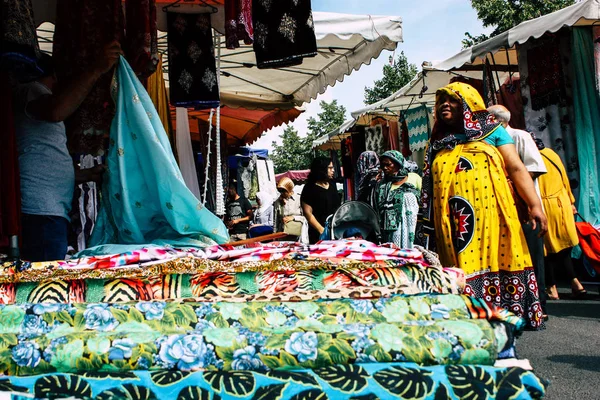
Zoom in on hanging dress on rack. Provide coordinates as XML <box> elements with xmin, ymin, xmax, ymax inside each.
<box><xmin>167</xmin><ymin>12</ymin><xmax>220</xmax><ymax>109</ymax></box>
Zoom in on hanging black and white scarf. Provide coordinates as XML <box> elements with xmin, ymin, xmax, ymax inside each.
<box><xmin>252</xmin><ymin>0</ymin><xmax>317</xmax><ymax>69</ymax></box>
<box><xmin>167</xmin><ymin>12</ymin><xmax>220</xmax><ymax>109</ymax></box>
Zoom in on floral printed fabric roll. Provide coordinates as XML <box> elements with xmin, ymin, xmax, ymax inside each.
<box><xmin>0</xmin><ymin>294</ymin><xmax>523</xmax><ymax>376</ymax></box>
<box><xmin>1</xmin><ymin>363</ymin><xmax>547</xmax><ymax>399</ymax></box>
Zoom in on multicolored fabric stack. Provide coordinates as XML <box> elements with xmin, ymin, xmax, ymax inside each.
<box><xmin>0</xmin><ymin>240</ymin><xmax>547</xmax><ymax>399</ymax></box>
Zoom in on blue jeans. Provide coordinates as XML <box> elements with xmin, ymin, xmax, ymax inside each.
<box><xmin>248</xmin><ymin>225</ymin><xmax>274</xmax><ymax>238</ymax></box>
<box><xmin>21</xmin><ymin>214</ymin><xmax>68</xmax><ymax>262</ymax></box>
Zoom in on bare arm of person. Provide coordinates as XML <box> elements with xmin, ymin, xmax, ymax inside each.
<box><xmin>498</xmin><ymin>144</ymin><xmax>548</xmax><ymax>235</ymax></box>
<box><xmin>27</xmin><ymin>41</ymin><xmax>122</xmax><ymax>122</ymax></box>
<box><xmin>230</xmin><ymin>215</ymin><xmax>250</xmax><ymax>228</ymax></box>
<box><xmin>302</xmin><ymin>201</ymin><xmax>324</xmax><ymax>234</ymax></box>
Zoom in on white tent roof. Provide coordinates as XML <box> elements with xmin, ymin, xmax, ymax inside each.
<box><xmin>312</xmin><ymin>118</ymin><xmax>356</xmax><ymax>150</ymax></box>
<box><xmin>351</xmin><ymin>67</ymin><xmax>499</xmax><ymax>119</ymax></box>
<box><xmin>218</xmin><ymin>12</ymin><xmax>403</xmax><ymax>109</ymax></box>
<box><xmin>435</xmin><ymin>0</ymin><xmax>600</xmax><ymax>71</ymax></box>
<box><xmin>350</xmin><ymin>0</ymin><xmax>600</xmax><ymax>119</ymax></box>
<box><xmin>32</xmin><ymin>2</ymin><xmax>402</xmax><ymax>110</ymax></box>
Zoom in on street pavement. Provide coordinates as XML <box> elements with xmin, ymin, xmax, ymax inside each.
<box><xmin>516</xmin><ymin>285</ymin><xmax>600</xmax><ymax>400</ymax></box>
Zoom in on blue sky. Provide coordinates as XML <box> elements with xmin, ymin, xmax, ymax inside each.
<box><xmin>250</xmin><ymin>0</ymin><xmax>492</xmax><ymax>150</ymax></box>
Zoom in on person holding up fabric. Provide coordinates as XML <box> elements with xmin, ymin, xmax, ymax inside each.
<box><xmin>301</xmin><ymin>157</ymin><xmax>341</xmax><ymax>244</ymax></box>
<box><xmin>248</xmin><ymin>191</ymin><xmax>274</xmax><ymax>238</ymax></box>
<box><xmin>12</xmin><ymin>41</ymin><xmax>122</xmax><ymax>262</ymax></box>
<box><xmin>536</xmin><ymin>140</ymin><xmax>587</xmax><ymax>300</ymax></box>
<box><xmin>423</xmin><ymin>82</ymin><xmax>547</xmax><ymax>329</ymax></box>
<box><xmin>273</xmin><ymin>177</ymin><xmax>306</xmax><ymax>240</ymax></box>
<box><xmin>374</xmin><ymin>150</ymin><xmax>419</xmax><ymax>248</ymax></box>
<box><xmin>355</xmin><ymin>151</ymin><xmax>380</xmax><ymax>204</ymax></box>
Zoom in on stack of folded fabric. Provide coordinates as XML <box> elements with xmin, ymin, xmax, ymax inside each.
<box><xmin>0</xmin><ymin>240</ymin><xmax>546</xmax><ymax>399</ymax></box>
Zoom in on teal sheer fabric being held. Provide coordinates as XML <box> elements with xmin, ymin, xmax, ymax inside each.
<box><xmin>87</xmin><ymin>57</ymin><xmax>229</xmax><ymax>253</ymax></box>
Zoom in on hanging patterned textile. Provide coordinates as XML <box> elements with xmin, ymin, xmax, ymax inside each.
<box><xmin>88</xmin><ymin>57</ymin><xmax>229</xmax><ymax>250</ymax></box>
<box><xmin>498</xmin><ymin>76</ymin><xmax>526</xmax><ymax>130</ymax></box>
<box><xmin>225</xmin><ymin>0</ymin><xmax>253</xmax><ymax>49</ymax></box>
<box><xmin>167</xmin><ymin>12</ymin><xmax>220</xmax><ymax>109</ymax></box>
<box><xmin>518</xmin><ymin>31</ymin><xmax>580</xmax><ymax>201</ymax></box>
<box><xmin>0</xmin><ymin>0</ymin><xmax>41</xmax><ymax>82</ymax></box>
<box><xmin>252</xmin><ymin>0</ymin><xmax>317</xmax><ymax>69</ymax></box>
<box><xmin>53</xmin><ymin>0</ymin><xmax>124</xmax><ymax>156</ymax></box>
<box><xmin>69</xmin><ymin>155</ymin><xmax>103</xmax><ymax>252</ymax></box>
<box><xmin>571</xmin><ymin>27</ymin><xmax>600</xmax><ymax>226</ymax></box>
<box><xmin>482</xmin><ymin>59</ymin><xmax>498</xmax><ymax>107</ymax></box>
<box><xmin>365</xmin><ymin>124</ymin><xmax>385</xmax><ymax>155</ymax></box>
<box><xmin>175</xmin><ymin>107</ymin><xmax>202</xmax><ymax>200</ymax></box>
<box><xmin>387</xmin><ymin>120</ymin><xmax>400</xmax><ymax>151</ymax></box>
<box><xmin>341</xmin><ymin>137</ymin><xmax>354</xmax><ymax>178</ymax></box>
<box><xmin>124</xmin><ymin>0</ymin><xmax>159</xmax><ymax>79</ymax></box>
<box><xmin>404</xmin><ymin>105</ymin><xmax>430</xmax><ymax>152</ymax></box>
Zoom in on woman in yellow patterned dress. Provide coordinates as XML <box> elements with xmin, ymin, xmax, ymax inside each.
<box><xmin>420</xmin><ymin>82</ymin><xmax>548</xmax><ymax>329</ymax></box>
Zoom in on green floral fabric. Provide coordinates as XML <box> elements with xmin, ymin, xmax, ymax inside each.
<box><xmin>0</xmin><ymin>294</ymin><xmax>523</xmax><ymax>376</ymax></box>
<box><xmin>1</xmin><ymin>363</ymin><xmax>547</xmax><ymax>399</ymax></box>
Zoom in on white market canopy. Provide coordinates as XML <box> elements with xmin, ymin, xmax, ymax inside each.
<box><xmin>32</xmin><ymin>1</ymin><xmax>403</xmax><ymax>110</ymax></box>
<box><xmin>435</xmin><ymin>0</ymin><xmax>600</xmax><ymax>71</ymax></box>
<box><xmin>312</xmin><ymin>118</ymin><xmax>356</xmax><ymax>150</ymax></box>
<box><xmin>350</xmin><ymin>68</ymin><xmax>491</xmax><ymax>119</ymax></box>
<box><xmin>352</xmin><ymin>0</ymin><xmax>600</xmax><ymax>119</ymax></box>
<box><xmin>218</xmin><ymin>12</ymin><xmax>403</xmax><ymax>110</ymax></box>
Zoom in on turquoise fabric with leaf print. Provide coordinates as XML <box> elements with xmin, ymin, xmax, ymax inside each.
<box><xmin>0</xmin><ymin>294</ymin><xmax>523</xmax><ymax>376</ymax></box>
<box><xmin>87</xmin><ymin>57</ymin><xmax>229</xmax><ymax>252</ymax></box>
<box><xmin>1</xmin><ymin>363</ymin><xmax>547</xmax><ymax>400</ymax></box>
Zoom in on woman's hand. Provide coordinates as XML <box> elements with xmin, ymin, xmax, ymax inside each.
<box><xmin>283</xmin><ymin>216</ymin><xmax>294</xmax><ymax>224</ymax></box>
<box><xmin>572</xmin><ymin>204</ymin><xmax>577</xmax><ymax>215</ymax></box>
<box><xmin>529</xmin><ymin>206</ymin><xmax>548</xmax><ymax>236</ymax></box>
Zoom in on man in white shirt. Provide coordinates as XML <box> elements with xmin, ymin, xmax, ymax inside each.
<box><xmin>489</xmin><ymin>105</ymin><xmax>548</xmax><ymax>314</ymax></box>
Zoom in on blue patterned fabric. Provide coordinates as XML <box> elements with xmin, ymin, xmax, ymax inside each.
<box><xmin>1</xmin><ymin>363</ymin><xmax>547</xmax><ymax>399</ymax></box>
<box><xmin>405</xmin><ymin>105</ymin><xmax>430</xmax><ymax>151</ymax></box>
<box><xmin>87</xmin><ymin>57</ymin><xmax>229</xmax><ymax>253</ymax></box>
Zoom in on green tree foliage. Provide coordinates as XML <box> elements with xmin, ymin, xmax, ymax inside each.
<box><xmin>305</xmin><ymin>99</ymin><xmax>347</xmax><ymax>145</ymax></box>
<box><xmin>364</xmin><ymin>52</ymin><xmax>418</xmax><ymax>105</ymax></box>
<box><xmin>270</xmin><ymin>100</ymin><xmax>347</xmax><ymax>173</ymax></box>
<box><xmin>461</xmin><ymin>32</ymin><xmax>490</xmax><ymax>49</ymax></box>
<box><xmin>270</xmin><ymin>125</ymin><xmax>309</xmax><ymax>174</ymax></box>
<box><xmin>463</xmin><ymin>0</ymin><xmax>575</xmax><ymax>48</ymax></box>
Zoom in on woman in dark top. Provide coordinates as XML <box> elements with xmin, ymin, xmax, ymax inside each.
<box><xmin>301</xmin><ymin>157</ymin><xmax>341</xmax><ymax>243</ymax></box>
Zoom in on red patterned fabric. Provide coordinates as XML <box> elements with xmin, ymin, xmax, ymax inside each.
<box><xmin>225</xmin><ymin>0</ymin><xmax>253</xmax><ymax>49</ymax></box>
<box><xmin>526</xmin><ymin>36</ymin><xmax>566</xmax><ymax>111</ymax></box>
<box><xmin>576</xmin><ymin>220</ymin><xmax>600</xmax><ymax>274</ymax></box>
<box><xmin>124</xmin><ymin>0</ymin><xmax>159</xmax><ymax>79</ymax></box>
